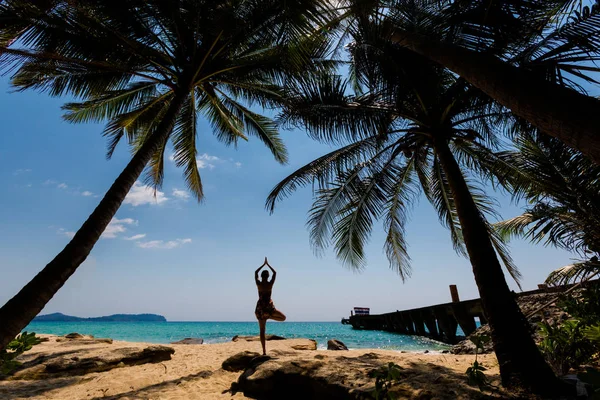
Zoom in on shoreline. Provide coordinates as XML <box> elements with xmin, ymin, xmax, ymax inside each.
<box><xmin>24</xmin><ymin>321</ymin><xmax>454</xmax><ymax>351</ymax></box>
<box><xmin>0</xmin><ymin>334</ymin><xmax>508</xmax><ymax>399</ymax></box>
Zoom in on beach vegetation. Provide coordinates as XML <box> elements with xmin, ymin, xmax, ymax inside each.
<box><xmin>538</xmin><ymin>319</ymin><xmax>596</xmax><ymax>375</ymax></box>
<box><xmin>0</xmin><ymin>332</ymin><xmax>42</xmax><ymax>375</ymax></box>
<box><xmin>465</xmin><ymin>335</ymin><xmax>491</xmax><ymax>390</ymax></box>
<box><xmin>538</xmin><ymin>284</ymin><xmax>600</xmax><ymax>375</ymax></box>
<box><xmin>370</xmin><ymin>362</ymin><xmax>403</xmax><ymax>400</ymax></box>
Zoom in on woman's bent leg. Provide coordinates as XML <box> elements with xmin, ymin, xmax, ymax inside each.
<box><xmin>270</xmin><ymin>309</ymin><xmax>286</xmax><ymax>322</ymax></box>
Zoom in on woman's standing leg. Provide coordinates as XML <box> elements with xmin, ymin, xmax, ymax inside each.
<box><xmin>259</xmin><ymin>319</ymin><xmax>267</xmax><ymax>355</ymax></box>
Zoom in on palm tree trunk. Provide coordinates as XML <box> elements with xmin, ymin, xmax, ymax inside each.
<box><xmin>433</xmin><ymin>137</ymin><xmax>572</xmax><ymax>396</ymax></box>
<box><xmin>393</xmin><ymin>32</ymin><xmax>600</xmax><ymax>165</ymax></box>
<box><xmin>0</xmin><ymin>91</ymin><xmax>188</xmax><ymax>351</ymax></box>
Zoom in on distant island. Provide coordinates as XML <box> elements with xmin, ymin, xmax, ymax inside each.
<box><xmin>33</xmin><ymin>313</ymin><xmax>167</xmax><ymax>322</ymax></box>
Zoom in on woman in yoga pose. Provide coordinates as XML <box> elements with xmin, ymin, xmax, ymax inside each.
<box><xmin>255</xmin><ymin>257</ymin><xmax>286</xmax><ymax>355</ymax></box>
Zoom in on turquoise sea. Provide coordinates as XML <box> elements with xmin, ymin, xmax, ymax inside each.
<box><xmin>25</xmin><ymin>321</ymin><xmax>452</xmax><ymax>352</ymax></box>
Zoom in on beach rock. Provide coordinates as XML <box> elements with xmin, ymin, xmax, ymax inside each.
<box><xmin>291</xmin><ymin>339</ymin><xmax>317</xmax><ymax>351</ymax></box>
<box><xmin>232</xmin><ymin>352</ymin><xmax>387</xmax><ymax>399</ymax></box>
<box><xmin>231</xmin><ymin>335</ymin><xmax>286</xmax><ymax>342</ymax></box>
<box><xmin>56</xmin><ymin>333</ymin><xmax>113</xmax><ymax>345</ymax></box>
<box><xmin>170</xmin><ymin>337</ymin><xmax>204</xmax><ymax>345</ymax></box>
<box><xmin>64</xmin><ymin>333</ymin><xmax>85</xmax><ymax>339</ymax></box>
<box><xmin>17</xmin><ymin>345</ymin><xmax>175</xmax><ymax>378</ymax></box>
<box><xmin>222</xmin><ymin>351</ymin><xmax>270</xmax><ymax>372</ymax></box>
<box><xmin>327</xmin><ymin>339</ymin><xmax>348</xmax><ymax>351</ymax></box>
<box><xmin>56</xmin><ymin>337</ymin><xmax>113</xmax><ymax>345</ymax></box>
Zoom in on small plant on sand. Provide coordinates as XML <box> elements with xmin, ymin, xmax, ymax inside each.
<box><xmin>466</xmin><ymin>335</ymin><xmax>491</xmax><ymax>390</ymax></box>
<box><xmin>0</xmin><ymin>332</ymin><xmax>42</xmax><ymax>375</ymax></box>
<box><xmin>370</xmin><ymin>362</ymin><xmax>403</xmax><ymax>400</ymax></box>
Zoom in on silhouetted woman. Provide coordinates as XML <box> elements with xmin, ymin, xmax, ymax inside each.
<box><xmin>255</xmin><ymin>257</ymin><xmax>286</xmax><ymax>355</ymax></box>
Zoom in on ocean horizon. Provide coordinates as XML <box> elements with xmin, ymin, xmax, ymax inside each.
<box><xmin>25</xmin><ymin>321</ymin><xmax>455</xmax><ymax>351</ymax></box>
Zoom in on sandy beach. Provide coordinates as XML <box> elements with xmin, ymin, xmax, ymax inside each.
<box><xmin>0</xmin><ymin>333</ymin><xmax>513</xmax><ymax>400</ymax></box>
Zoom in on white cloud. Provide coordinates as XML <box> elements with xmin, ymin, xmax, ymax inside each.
<box><xmin>114</xmin><ymin>217</ymin><xmax>137</xmax><ymax>225</ymax></box>
<box><xmin>136</xmin><ymin>238</ymin><xmax>192</xmax><ymax>250</ymax></box>
<box><xmin>57</xmin><ymin>228</ymin><xmax>75</xmax><ymax>238</ymax></box>
<box><xmin>197</xmin><ymin>153</ymin><xmax>220</xmax><ymax>170</ymax></box>
<box><xmin>101</xmin><ymin>217</ymin><xmax>138</xmax><ymax>239</ymax></box>
<box><xmin>124</xmin><ymin>181</ymin><xmax>168</xmax><ymax>206</ymax></box>
<box><xmin>172</xmin><ymin>188</ymin><xmax>190</xmax><ymax>200</ymax></box>
<box><xmin>57</xmin><ymin>183</ymin><xmax>68</xmax><ymax>189</ymax></box>
<box><xmin>14</xmin><ymin>168</ymin><xmax>32</xmax><ymax>175</ymax></box>
<box><xmin>81</xmin><ymin>191</ymin><xmax>93</xmax><ymax>197</ymax></box>
<box><xmin>234</xmin><ymin>162</ymin><xmax>242</xmax><ymax>168</ymax></box>
<box><xmin>124</xmin><ymin>234</ymin><xmax>146</xmax><ymax>241</ymax></box>
<box><xmin>44</xmin><ymin>179</ymin><xmax>57</xmax><ymax>186</ymax></box>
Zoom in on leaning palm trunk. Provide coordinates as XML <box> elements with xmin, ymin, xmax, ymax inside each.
<box><xmin>433</xmin><ymin>136</ymin><xmax>570</xmax><ymax>395</ymax></box>
<box><xmin>393</xmin><ymin>33</ymin><xmax>600</xmax><ymax>165</ymax></box>
<box><xmin>0</xmin><ymin>92</ymin><xmax>188</xmax><ymax>351</ymax></box>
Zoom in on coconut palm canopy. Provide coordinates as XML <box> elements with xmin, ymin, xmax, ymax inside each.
<box><xmin>328</xmin><ymin>0</ymin><xmax>600</xmax><ymax>163</ymax></box>
<box><xmin>266</xmin><ymin>6</ymin><xmax>577</xmax><ymax>392</ymax></box>
<box><xmin>269</xmin><ymin>11</ymin><xmax>521</xmax><ymax>284</ymax></box>
<box><xmin>1</xmin><ymin>0</ymin><xmax>336</xmax><ymax>199</ymax></box>
<box><xmin>0</xmin><ymin>0</ymin><xmax>336</xmax><ymax>351</ymax></box>
<box><xmin>494</xmin><ymin>134</ymin><xmax>600</xmax><ymax>286</ymax></box>
<box><xmin>496</xmin><ymin>134</ymin><xmax>600</xmax><ymax>256</ymax></box>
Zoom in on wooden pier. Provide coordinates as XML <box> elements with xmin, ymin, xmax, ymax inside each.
<box><xmin>346</xmin><ymin>283</ymin><xmax>580</xmax><ymax>344</ymax></box>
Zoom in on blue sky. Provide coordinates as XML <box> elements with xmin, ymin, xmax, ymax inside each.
<box><xmin>0</xmin><ymin>77</ymin><xmax>576</xmax><ymax>322</ymax></box>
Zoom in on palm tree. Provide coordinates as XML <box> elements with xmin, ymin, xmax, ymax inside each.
<box><xmin>495</xmin><ymin>134</ymin><xmax>600</xmax><ymax>285</ymax></box>
<box><xmin>331</xmin><ymin>0</ymin><xmax>600</xmax><ymax>163</ymax></box>
<box><xmin>0</xmin><ymin>0</ymin><xmax>333</xmax><ymax>350</ymax></box>
<box><xmin>268</xmin><ymin>17</ymin><xmax>569</xmax><ymax>395</ymax></box>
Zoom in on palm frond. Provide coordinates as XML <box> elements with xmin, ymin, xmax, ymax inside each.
<box><xmin>169</xmin><ymin>92</ymin><xmax>203</xmax><ymax>202</ymax></box>
<box><xmin>545</xmin><ymin>259</ymin><xmax>600</xmax><ymax>286</ymax></box>
<box><xmin>383</xmin><ymin>156</ymin><xmax>418</xmax><ymax>280</ymax></box>
<box><xmin>266</xmin><ymin>136</ymin><xmax>380</xmax><ymax>213</ymax></box>
<box><xmin>487</xmin><ymin>223</ymin><xmax>523</xmax><ymax>288</ymax></box>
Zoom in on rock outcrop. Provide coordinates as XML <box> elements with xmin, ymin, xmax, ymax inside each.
<box><xmin>222</xmin><ymin>351</ymin><xmax>270</xmax><ymax>372</ymax></box>
<box><xmin>231</xmin><ymin>353</ymin><xmax>385</xmax><ymax>399</ymax></box>
<box><xmin>13</xmin><ymin>345</ymin><xmax>175</xmax><ymax>379</ymax></box>
<box><xmin>170</xmin><ymin>337</ymin><xmax>204</xmax><ymax>345</ymax></box>
<box><xmin>231</xmin><ymin>335</ymin><xmax>286</xmax><ymax>342</ymax></box>
<box><xmin>327</xmin><ymin>339</ymin><xmax>349</xmax><ymax>351</ymax></box>
<box><xmin>56</xmin><ymin>333</ymin><xmax>113</xmax><ymax>345</ymax></box>
<box><xmin>451</xmin><ymin>291</ymin><xmax>576</xmax><ymax>354</ymax></box>
<box><xmin>64</xmin><ymin>333</ymin><xmax>84</xmax><ymax>339</ymax></box>
<box><xmin>291</xmin><ymin>339</ymin><xmax>317</xmax><ymax>351</ymax></box>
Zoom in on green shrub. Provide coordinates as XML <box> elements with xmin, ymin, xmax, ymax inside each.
<box><xmin>584</xmin><ymin>324</ymin><xmax>600</xmax><ymax>342</ymax></box>
<box><xmin>370</xmin><ymin>362</ymin><xmax>403</xmax><ymax>400</ymax></box>
<box><xmin>558</xmin><ymin>284</ymin><xmax>600</xmax><ymax>326</ymax></box>
<box><xmin>0</xmin><ymin>332</ymin><xmax>42</xmax><ymax>375</ymax></box>
<box><xmin>538</xmin><ymin>319</ymin><xmax>596</xmax><ymax>375</ymax></box>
